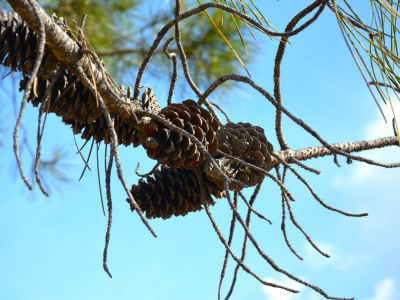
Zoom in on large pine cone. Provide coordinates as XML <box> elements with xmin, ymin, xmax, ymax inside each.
<box><xmin>210</xmin><ymin>122</ymin><xmax>274</xmax><ymax>191</ymax></box>
<box><xmin>128</xmin><ymin>166</ymin><xmax>224</xmax><ymax>219</ymax></box>
<box><xmin>20</xmin><ymin>73</ymin><xmax>158</xmax><ymax>146</ymax></box>
<box><xmin>139</xmin><ymin>99</ymin><xmax>219</xmax><ymax>169</ymax></box>
<box><xmin>1</xmin><ymin>11</ymin><xmax>62</xmax><ymax>77</ymax></box>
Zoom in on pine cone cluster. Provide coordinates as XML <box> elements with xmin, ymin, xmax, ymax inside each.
<box><xmin>139</xmin><ymin>99</ymin><xmax>219</xmax><ymax>169</ymax></box>
<box><xmin>20</xmin><ymin>72</ymin><xmax>158</xmax><ymax>146</ymax></box>
<box><xmin>212</xmin><ymin>122</ymin><xmax>274</xmax><ymax>191</ymax></box>
<box><xmin>1</xmin><ymin>10</ymin><xmax>276</xmax><ymax>219</ymax></box>
<box><xmin>129</xmin><ymin>166</ymin><xmax>224</xmax><ymax>219</ymax></box>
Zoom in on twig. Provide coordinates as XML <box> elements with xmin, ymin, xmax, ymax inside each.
<box><xmin>225</xmin><ymin>182</ymin><xmax>263</xmax><ymax>299</ymax></box>
<box><xmin>238</xmin><ymin>191</ymin><xmax>272</xmax><ymax>225</ymax></box>
<box><xmin>274</xmin><ymin>0</ymin><xmax>328</xmax><ymax>150</ymax></box>
<box><xmin>13</xmin><ymin>1</ymin><xmax>47</xmax><ymax>191</ymax></box>
<box><xmin>78</xmin><ymin>139</ymin><xmax>95</xmax><ymax>181</ymax></box>
<box><xmin>291</xmin><ymin>158</ymin><xmax>321</xmax><ymax>175</ymax></box>
<box><xmin>221</xmin><ymin>179</ymin><xmax>350</xmax><ymax>299</ymax></box>
<box><xmin>135</xmin><ymin>162</ymin><xmax>160</xmax><ymax>178</ymax></box>
<box><xmin>271</xmin><ymin>153</ymin><xmax>367</xmax><ymax>218</ymax></box>
<box><xmin>162</xmin><ymin>37</ymin><xmax>178</xmax><ymax>106</ymax></box>
<box><xmin>218</xmin><ymin>192</ymin><xmax>238</xmax><ymax>300</ymax></box>
<box><xmin>96</xmin><ymin>143</ymin><xmax>106</xmax><ymax>216</ymax></box>
<box><xmin>193</xmin><ymin>169</ymin><xmax>299</xmax><ymax>294</ymax></box>
<box><xmin>276</xmin><ymin>166</ymin><xmax>303</xmax><ymax>260</ymax></box>
<box><xmin>74</xmin><ymin>66</ymin><xmax>157</xmax><ymax>238</ymax></box>
<box><xmin>133</xmin><ymin>2</ymin><xmax>329</xmax><ymax>100</ymax></box>
<box><xmin>74</xmin><ymin>134</ymin><xmax>92</xmax><ymax>175</ymax></box>
<box><xmin>103</xmin><ymin>144</ymin><xmax>114</xmax><ymax>278</ymax></box>
<box><xmin>209</xmin><ymin>101</ymin><xmax>232</xmax><ymax>123</ymax></box>
<box><xmin>214</xmin><ymin>149</ymin><xmax>298</xmax><ymax>202</ymax></box>
<box><xmin>200</xmin><ymin>74</ymin><xmax>400</xmax><ymax>168</ymax></box>
<box><xmin>34</xmin><ymin>66</ymin><xmax>64</xmax><ymax>197</ymax></box>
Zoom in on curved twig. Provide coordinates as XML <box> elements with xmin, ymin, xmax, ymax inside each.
<box><xmin>274</xmin><ymin>0</ymin><xmax>327</xmax><ymax>150</ymax></box>
<box><xmin>133</xmin><ymin>2</ymin><xmax>331</xmax><ymax>100</ymax></box>
<box><xmin>13</xmin><ymin>1</ymin><xmax>47</xmax><ymax>191</ymax></box>
<box><xmin>162</xmin><ymin>37</ymin><xmax>178</xmax><ymax>106</ymax></box>
<box><xmin>200</xmin><ymin>74</ymin><xmax>400</xmax><ymax>169</ymax></box>
<box><xmin>103</xmin><ymin>144</ymin><xmax>114</xmax><ymax>278</ymax></box>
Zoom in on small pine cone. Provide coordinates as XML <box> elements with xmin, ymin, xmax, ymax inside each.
<box><xmin>213</xmin><ymin>122</ymin><xmax>274</xmax><ymax>191</ymax></box>
<box><xmin>139</xmin><ymin>99</ymin><xmax>219</xmax><ymax>169</ymax></box>
<box><xmin>128</xmin><ymin>166</ymin><xmax>224</xmax><ymax>219</ymax></box>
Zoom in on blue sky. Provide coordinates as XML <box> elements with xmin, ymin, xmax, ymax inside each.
<box><xmin>1</xmin><ymin>1</ymin><xmax>400</xmax><ymax>300</ymax></box>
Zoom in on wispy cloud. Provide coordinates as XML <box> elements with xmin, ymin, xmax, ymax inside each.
<box><xmin>303</xmin><ymin>242</ymin><xmax>371</xmax><ymax>271</ymax></box>
<box><xmin>365</xmin><ymin>278</ymin><xmax>396</xmax><ymax>300</ymax></box>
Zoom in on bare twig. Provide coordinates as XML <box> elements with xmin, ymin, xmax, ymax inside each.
<box><xmin>13</xmin><ymin>0</ymin><xmax>47</xmax><ymax>191</ymax></box>
<box><xmin>74</xmin><ymin>134</ymin><xmax>92</xmax><ymax>175</ymax></box>
<box><xmin>200</xmin><ymin>74</ymin><xmax>400</xmax><ymax>168</ymax></box>
<box><xmin>209</xmin><ymin>101</ymin><xmax>232</xmax><ymax>123</ymax></box>
<box><xmin>225</xmin><ymin>182</ymin><xmax>263</xmax><ymax>299</ymax></box>
<box><xmin>238</xmin><ymin>191</ymin><xmax>272</xmax><ymax>225</ymax></box>
<box><xmin>274</xmin><ymin>0</ymin><xmax>328</xmax><ymax>150</ymax></box>
<box><xmin>103</xmin><ymin>144</ymin><xmax>114</xmax><ymax>278</ymax></box>
<box><xmin>162</xmin><ymin>37</ymin><xmax>178</xmax><ymax>106</ymax></box>
<box><xmin>78</xmin><ymin>139</ymin><xmax>95</xmax><ymax>181</ymax></box>
<box><xmin>74</xmin><ymin>66</ymin><xmax>157</xmax><ymax>238</ymax></box>
<box><xmin>271</xmin><ymin>153</ymin><xmax>367</xmax><ymax>218</ymax></box>
<box><xmin>218</xmin><ymin>192</ymin><xmax>238</xmax><ymax>300</ymax></box>
<box><xmin>96</xmin><ymin>143</ymin><xmax>106</xmax><ymax>216</ymax></box>
<box><xmin>34</xmin><ymin>66</ymin><xmax>64</xmax><ymax>197</ymax></box>
<box><xmin>276</xmin><ymin>166</ymin><xmax>303</xmax><ymax>260</ymax></box>
<box><xmin>133</xmin><ymin>2</ymin><xmax>331</xmax><ymax>100</ymax></box>
<box><xmin>193</xmin><ymin>169</ymin><xmax>299</xmax><ymax>294</ymax></box>
<box><xmin>135</xmin><ymin>162</ymin><xmax>160</xmax><ymax>178</ymax></box>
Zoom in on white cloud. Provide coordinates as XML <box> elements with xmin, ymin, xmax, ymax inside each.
<box><xmin>261</xmin><ymin>275</ymin><xmax>304</xmax><ymax>300</ymax></box>
<box><xmin>365</xmin><ymin>278</ymin><xmax>396</xmax><ymax>300</ymax></box>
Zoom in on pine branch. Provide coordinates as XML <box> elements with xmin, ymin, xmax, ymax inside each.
<box><xmin>272</xmin><ymin>136</ymin><xmax>399</xmax><ymax>167</ymax></box>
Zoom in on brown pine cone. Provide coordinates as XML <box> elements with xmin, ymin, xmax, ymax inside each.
<box><xmin>128</xmin><ymin>166</ymin><xmax>224</xmax><ymax>219</ymax></box>
<box><xmin>211</xmin><ymin>122</ymin><xmax>274</xmax><ymax>191</ymax></box>
<box><xmin>139</xmin><ymin>99</ymin><xmax>219</xmax><ymax>169</ymax></box>
<box><xmin>1</xmin><ymin>11</ymin><xmax>64</xmax><ymax>77</ymax></box>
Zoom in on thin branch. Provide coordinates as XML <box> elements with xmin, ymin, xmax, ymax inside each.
<box><xmin>272</xmin><ymin>136</ymin><xmax>400</xmax><ymax>166</ymax></box>
<box><xmin>34</xmin><ymin>66</ymin><xmax>64</xmax><ymax>197</ymax></box>
<box><xmin>209</xmin><ymin>101</ymin><xmax>232</xmax><ymax>123</ymax></box>
<box><xmin>103</xmin><ymin>144</ymin><xmax>114</xmax><ymax>278</ymax></box>
<box><xmin>225</xmin><ymin>182</ymin><xmax>263</xmax><ymax>299</ymax></box>
<box><xmin>276</xmin><ymin>166</ymin><xmax>303</xmax><ymax>260</ymax></box>
<box><xmin>199</xmin><ymin>74</ymin><xmax>400</xmax><ymax>168</ymax></box>
<box><xmin>78</xmin><ymin>139</ymin><xmax>95</xmax><ymax>181</ymax></box>
<box><xmin>162</xmin><ymin>37</ymin><xmax>178</xmax><ymax>106</ymax></box>
<box><xmin>218</xmin><ymin>192</ymin><xmax>238</xmax><ymax>300</ymax></box>
<box><xmin>96</xmin><ymin>143</ymin><xmax>106</xmax><ymax>216</ymax></box>
<box><xmin>13</xmin><ymin>0</ymin><xmax>47</xmax><ymax>191</ymax></box>
<box><xmin>213</xmin><ymin>149</ymin><xmax>298</xmax><ymax>202</ymax></box>
<box><xmin>74</xmin><ymin>134</ymin><xmax>92</xmax><ymax>175</ymax></box>
<box><xmin>74</xmin><ymin>65</ymin><xmax>157</xmax><ymax>238</ymax></box>
<box><xmin>271</xmin><ymin>152</ymin><xmax>367</xmax><ymax>218</ymax></box>
<box><xmin>135</xmin><ymin>162</ymin><xmax>160</xmax><ymax>178</ymax></box>
<box><xmin>274</xmin><ymin>0</ymin><xmax>328</xmax><ymax>150</ymax></box>
<box><xmin>238</xmin><ymin>191</ymin><xmax>272</xmax><ymax>225</ymax></box>
<box><xmin>193</xmin><ymin>169</ymin><xmax>299</xmax><ymax>294</ymax></box>
<box><xmin>133</xmin><ymin>2</ymin><xmax>331</xmax><ymax>100</ymax></box>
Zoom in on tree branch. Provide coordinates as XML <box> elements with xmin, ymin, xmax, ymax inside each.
<box><xmin>7</xmin><ymin>0</ymin><xmax>142</xmax><ymax>124</ymax></box>
<box><xmin>272</xmin><ymin>136</ymin><xmax>399</xmax><ymax>167</ymax></box>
